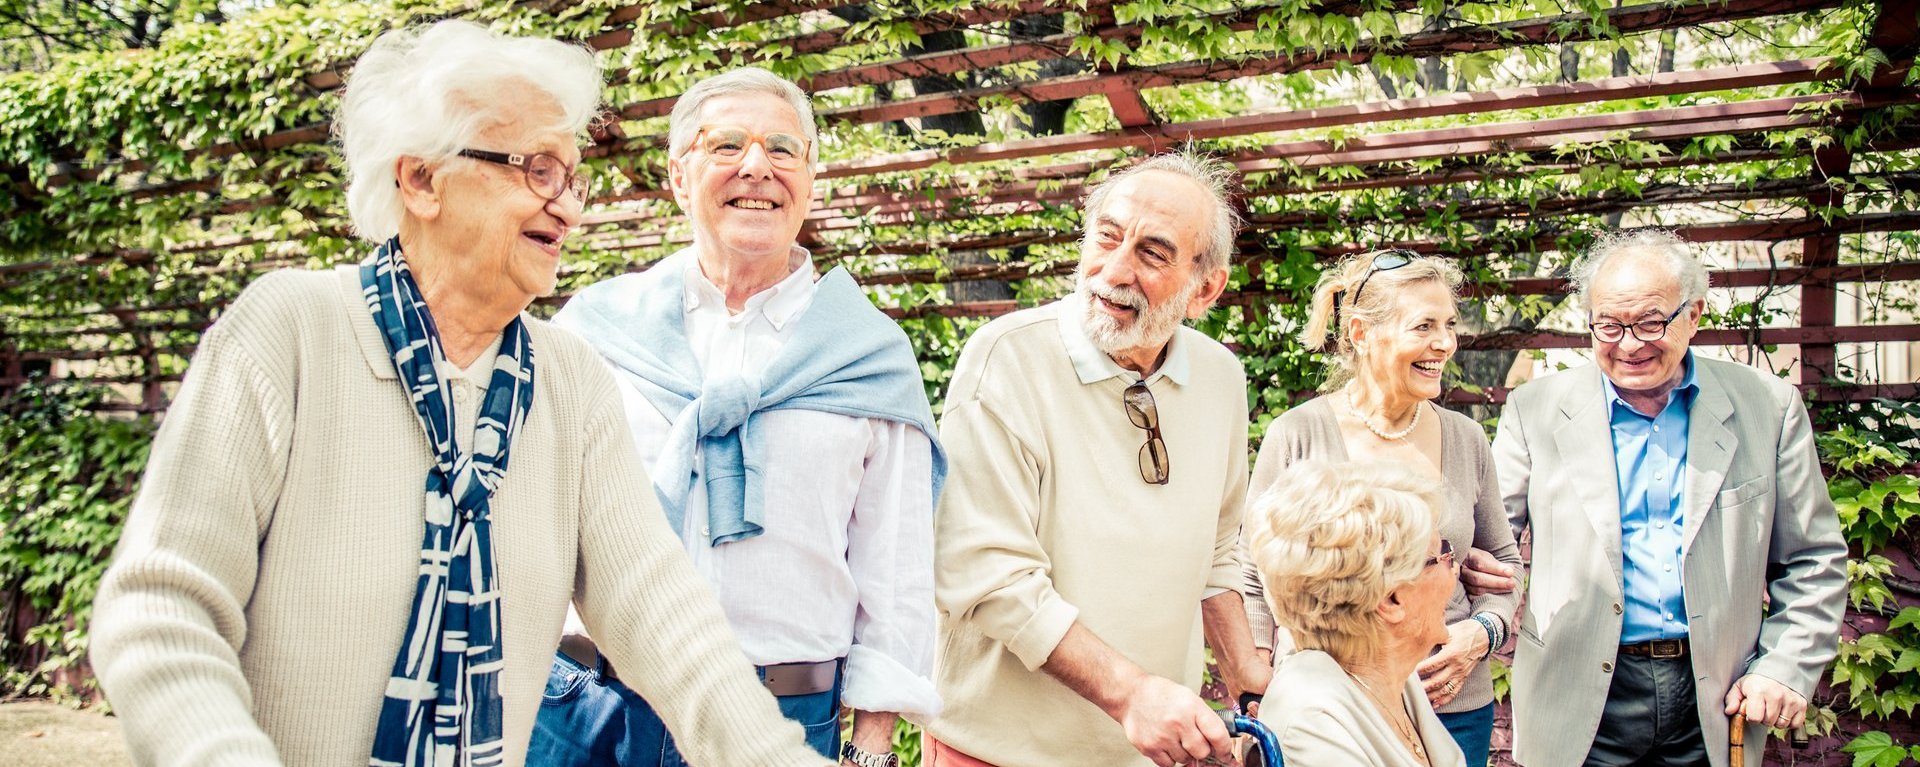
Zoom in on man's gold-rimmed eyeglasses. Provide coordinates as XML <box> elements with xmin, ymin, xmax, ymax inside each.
<box><xmin>688</xmin><ymin>125</ymin><xmax>811</xmax><ymax>169</ymax></box>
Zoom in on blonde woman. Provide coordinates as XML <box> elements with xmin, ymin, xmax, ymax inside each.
<box><xmin>1243</xmin><ymin>251</ymin><xmax>1521</xmax><ymax>766</ymax></box>
<box><xmin>1248</xmin><ymin>460</ymin><xmax>1466</xmax><ymax>766</ymax></box>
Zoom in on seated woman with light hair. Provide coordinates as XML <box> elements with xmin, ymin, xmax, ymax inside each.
<box><xmin>1248</xmin><ymin>460</ymin><xmax>1468</xmax><ymax>767</ymax></box>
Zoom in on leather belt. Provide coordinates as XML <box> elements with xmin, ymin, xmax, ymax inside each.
<box><xmin>557</xmin><ymin>634</ymin><xmax>839</xmax><ymax>696</ymax></box>
<box><xmin>1620</xmin><ymin>638</ymin><xmax>1689</xmax><ymax>659</ymax></box>
<box><xmin>760</xmin><ymin>659</ymin><xmax>840</xmax><ymax>697</ymax></box>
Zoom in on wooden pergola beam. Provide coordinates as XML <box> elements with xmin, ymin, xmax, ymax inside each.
<box><xmin>811</xmin><ymin>0</ymin><xmax>1840</xmax><ymax>126</ymax></box>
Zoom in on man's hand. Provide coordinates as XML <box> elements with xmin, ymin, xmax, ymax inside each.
<box><xmin>1416</xmin><ymin>620</ymin><xmax>1489</xmax><ymax>708</ymax></box>
<box><xmin>1725</xmin><ymin>674</ymin><xmax>1808</xmax><ymax>731</ymax></box>
<box><xmin>1459</xmin><ymin>548</ymin><xmax>1518</xmax><ymax>597</ymax></box>
<box><xmin>1117</xmin><ymin>675</ymin><xmax>1234</xmax><ymax>767</ymax></box>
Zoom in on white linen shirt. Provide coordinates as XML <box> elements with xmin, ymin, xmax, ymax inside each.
<box><xmin>568</xmin><ymin>248</ymin><xmax>940</xmax><ymax>718</ymax></box>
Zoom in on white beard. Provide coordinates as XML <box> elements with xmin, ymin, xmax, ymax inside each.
<box><xmin>1074</xmin><ymin>269</ymin><xmax>1202</xmax><ymax>359</ymax></box>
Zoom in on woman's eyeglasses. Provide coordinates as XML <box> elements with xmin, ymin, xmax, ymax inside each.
<box><xmin>689</xmin><ymin>125</ymin><xmax>811</xmax><ymax>169</ymax></box>
<box><xmin>1425</xmin><ymin>539</ymin><xmax>1456</xmax><ymax>571</ymax></box>
<box><xmin>458</xmin><ymin>149</ymin><xmax>591</xmax><ymax>201</ymax></box>
<box><xmin>1123</xmin><ymin>381</ymin><xmax>1169</xmax><ymax>485</ymax></box>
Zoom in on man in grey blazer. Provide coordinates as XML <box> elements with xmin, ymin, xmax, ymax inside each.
<box><xmin>1488</xmin><ymin>229</ymin><xmax>1847</xmax><ymax>767</ymax></box>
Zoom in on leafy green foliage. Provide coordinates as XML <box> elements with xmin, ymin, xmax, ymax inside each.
<box><xmin>1819</xmin><ymin>398</ymin><xmax>1920</xmax><ymax>758</ymax></box>
<box><xmin>0</xmin><ymin>380</ymin><xmax>153</xmax><ymax>699</ymax></box>
<box><xmin>0</xmin><ymin>4</ymin><xmax>1916</xmax><ymax>766</ymax></box>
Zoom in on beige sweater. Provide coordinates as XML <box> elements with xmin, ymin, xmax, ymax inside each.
<box><xmin>923</xmin><ymin>301</ymin><xmax>1249</xmax><ymax>766</ymax></box>
<box><xmin>89</xmin><ymin>267</ymin><xmax>831</xmax><ymax>767</ymax></box>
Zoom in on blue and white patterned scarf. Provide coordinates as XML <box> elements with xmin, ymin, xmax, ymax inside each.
<box><xmin>362</xmin><ymin>237</ymin><xmax>535</xmax><ymax>767</ymax></box>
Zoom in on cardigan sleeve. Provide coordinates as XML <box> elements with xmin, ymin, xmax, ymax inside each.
<box><xmin>90</xmin><ymin>288</ymin><xmax>297</xmax><ymax>767</ymax></box>
<box><xmin>1240</xmin><ymin>421</ymin><xmax>1298</xmax><ymax>653</ymax></box>
<box><xmin>1459</xmin><ymin>416</ymin><xmax>1524</xmax><ymax>626</ymax></box>
<box><xmin>570</xmin><ymin>367</ymin><xmax>832</xmax><ymax>767</ymax></box>
<box><xmin>1240</xmin><ymin>404</ymin><xmax>1324</xmax><ymax>653</ymax></box>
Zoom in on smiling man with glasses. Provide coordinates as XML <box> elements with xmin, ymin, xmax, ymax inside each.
<box><xmin>533</xmin><ymin>68</ymin><xmax>944</xmax><ymax>767</ymax></box>
<box><xmin>924</xmin><ymin>152</ymin><xmax>1269</xmax><ymax>767</ymax></box>
<box><xmin>1477</xmin><ymin>229</ymin><xmax>1846</xmax><ymax>767</ymax></box>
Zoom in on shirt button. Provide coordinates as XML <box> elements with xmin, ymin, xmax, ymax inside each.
<box><xmin>701</xmin><ymin>525</ymin><xmax>711</xmax><ymax>538</ymax></box>
<box><xmin>1664</xmin><ymin>565</ymin><xmax>1673</xmax><ymax>572</ymax></box>
<box><xmin>1612</xmin><ymin>603</ymin><xmax>1623</xmax><ymax>615</ymax></box>
<box><xmin>1654</xmin><ymin>474</ymin><xmax>1664</xmax><ymax>481</ymax></box>
<box><xmin>1602</xmin><ymin>661</ymin><xmax>1614</xmax><ymax>673</ymax></box>
<box><xmin>1653</xmin><ymin>425</ymin><xmax>1661</xmax><ymax>432</ymax></box>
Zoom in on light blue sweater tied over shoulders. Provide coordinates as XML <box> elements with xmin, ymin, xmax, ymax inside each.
<box><xmin>554</xmin><ymin>249</ymin><xmax>946</xmax><ymax>546</ymax></box>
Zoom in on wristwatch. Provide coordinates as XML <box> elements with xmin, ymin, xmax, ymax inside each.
<box><xmin>841</xmin><ymin>742</ymin><xmax>900</xmax><ymax>767</ymax></box>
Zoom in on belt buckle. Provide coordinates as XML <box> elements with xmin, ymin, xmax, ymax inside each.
<box><xmin>1649</xmin><ymin>639</ymin><xmax>1684</xmax><ymax>659</ymax></box>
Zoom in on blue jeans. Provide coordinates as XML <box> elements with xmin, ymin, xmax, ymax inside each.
<box><xmin>525</xmin><ymin>651</ymin><xmax>842</xmax><ymax>767</ymax></box>
<box><xmin>1437</xmin><ymin>703</ymin><xmax>1495</xmax><ymax>767</ymax></box>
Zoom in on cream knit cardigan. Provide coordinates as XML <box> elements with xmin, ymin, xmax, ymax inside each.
<box><xmin>90</xmin><ymin>267</ymin><xmax>830</xmax><ymax>767</ymax></box>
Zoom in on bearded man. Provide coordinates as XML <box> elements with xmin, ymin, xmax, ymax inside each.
<box><xmin>916</xmin><ymin>152</ymin><xmax>1271</xmax><ymax>767</ymax></box>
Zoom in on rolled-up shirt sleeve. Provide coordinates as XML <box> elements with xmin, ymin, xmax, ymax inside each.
<box><xmin>934</xmin><ymin>395</ymin><xmax>1078</xmax><ymax>671</ymax></box>
<box><xmin>842</xmin><ymin>419</ymin><xmax>941</xmax><ymax>717</ymax></box>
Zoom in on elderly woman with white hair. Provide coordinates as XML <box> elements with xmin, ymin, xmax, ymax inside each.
<box><xmin>1242</xmin><ymin>251</ymin><xmax>1522</xmax><ymax>766</ymax></box>
<box><xmin>1248</xmin><ymin>460</ymin><xmax>1468</xmax><ymax>766</ymax></box>
<box><xmin>88</xmin><ymin>20</ymin><xmax>830</xmax><ymax>767</ymax></box>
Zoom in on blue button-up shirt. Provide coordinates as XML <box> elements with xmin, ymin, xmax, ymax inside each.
<box><xmin>1605</xmin><ymin>352</ymin><xmax>1699</xmax><ymax>643</ymax></box>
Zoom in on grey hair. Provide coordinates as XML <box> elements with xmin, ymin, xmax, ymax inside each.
<box><xmin>667</xmin><ymin>68</ymin><xmax>819</xmax><ymax>163</ymax></box>
<box><xmin>336</xmin><ymin>20</ymin><xmax>603</xmax><ymax>243</ymax></box>
<box><xmin>1570</xmin><ymin>229</ymin><xmax>1711</xmax><ymax>311</ymax></box>
<box><xmin>1081</xmin><ymin>150</ymin><xmax>1244</xmax><ymax>280</ymax></box>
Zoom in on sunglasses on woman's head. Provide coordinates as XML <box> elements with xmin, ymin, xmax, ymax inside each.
<box><xmin>1343</xmin><ymin>249</ymin><xmax>1418</xmax><ymax>310</ymax></box>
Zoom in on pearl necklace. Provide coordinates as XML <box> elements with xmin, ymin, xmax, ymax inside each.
<box><xmin>1342</xmin><ymin>385</ymin><xmax>1423</xmax><ymax>441</ymax></box>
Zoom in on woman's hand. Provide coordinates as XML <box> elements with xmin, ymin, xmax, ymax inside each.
<box><xmin>1416</xmin><ymin>620</ymin><xmax>1488</xmax><ymax>708</ymax></box>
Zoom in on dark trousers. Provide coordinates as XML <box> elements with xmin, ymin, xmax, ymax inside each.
<box><xmin>524</xmin><ymin>651</ymin><xmax>842</xmax><ymax>767</ymax></box>
<box><xmin>1583</xmin><ymin>651</ymin><xmax>1710</xmax><ymax>767</ymax></box>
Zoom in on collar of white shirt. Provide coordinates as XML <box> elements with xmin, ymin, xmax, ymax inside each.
<box><xmin>682</xmin><ymin>245</ymin><xmax>818</xmax><ymax>331</ymax></box>
<box><xmin>1056</xmin><ymin>292</ymin><xmax>1191</xmax><ymax>387</ymax></box>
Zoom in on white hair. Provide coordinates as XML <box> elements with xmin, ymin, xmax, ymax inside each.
<box><xmin>1570</xmin><ymin>228</ymin><xmax>1711</xmax><ymax>311</ymax></box>
<box><xmin>667</xmin><ymin>68</ymin><xmax>819</xmax><ymax>163</ymax></box>
<box><xmin>1081</xmin><ymin>151</ymin><xmax>1243</xmax><ymax>280</ymax></box>
<box><xmin>1245</xmin><ymin>460</ymin><xmax>1444</xmax><ymax>663</ymax></box>
<box><xmin>336</xmin><ymin>20</ymin><xmax>603</xmax><ymax>243</ymax></box>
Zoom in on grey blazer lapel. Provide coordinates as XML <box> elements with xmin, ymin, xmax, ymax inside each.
<box><xmin>1682</xmin><ymin>370</ymin><xmax>1737</xmax><ymax>552</ymax></box>
<box><xmin>1553</xmin><ymin>367</ymin><xmax>1625</xmax><ymax>583</ymax></box>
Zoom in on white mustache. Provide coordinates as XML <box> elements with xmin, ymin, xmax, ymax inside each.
<box><xmin>1086</xmin><ymin>281</ymin><xmax>1147</xmax><ymax>312</ymax></box>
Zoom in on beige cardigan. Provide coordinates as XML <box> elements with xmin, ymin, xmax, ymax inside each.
<box><xmin>1258</xmin><ymin>649</ymin><xmax>1467</xmax><ymax>767</ymax></box>
<box><xmin>90</xmin><ymin>267</ymin><xmax>830</xmax><ymax>767</ymax></box>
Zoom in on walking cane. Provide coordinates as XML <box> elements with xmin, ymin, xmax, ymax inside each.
<box><xmin>1729</xmin><ymin>714</ymin><xmax>1746</xmax><ymax>765</ymax></box>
